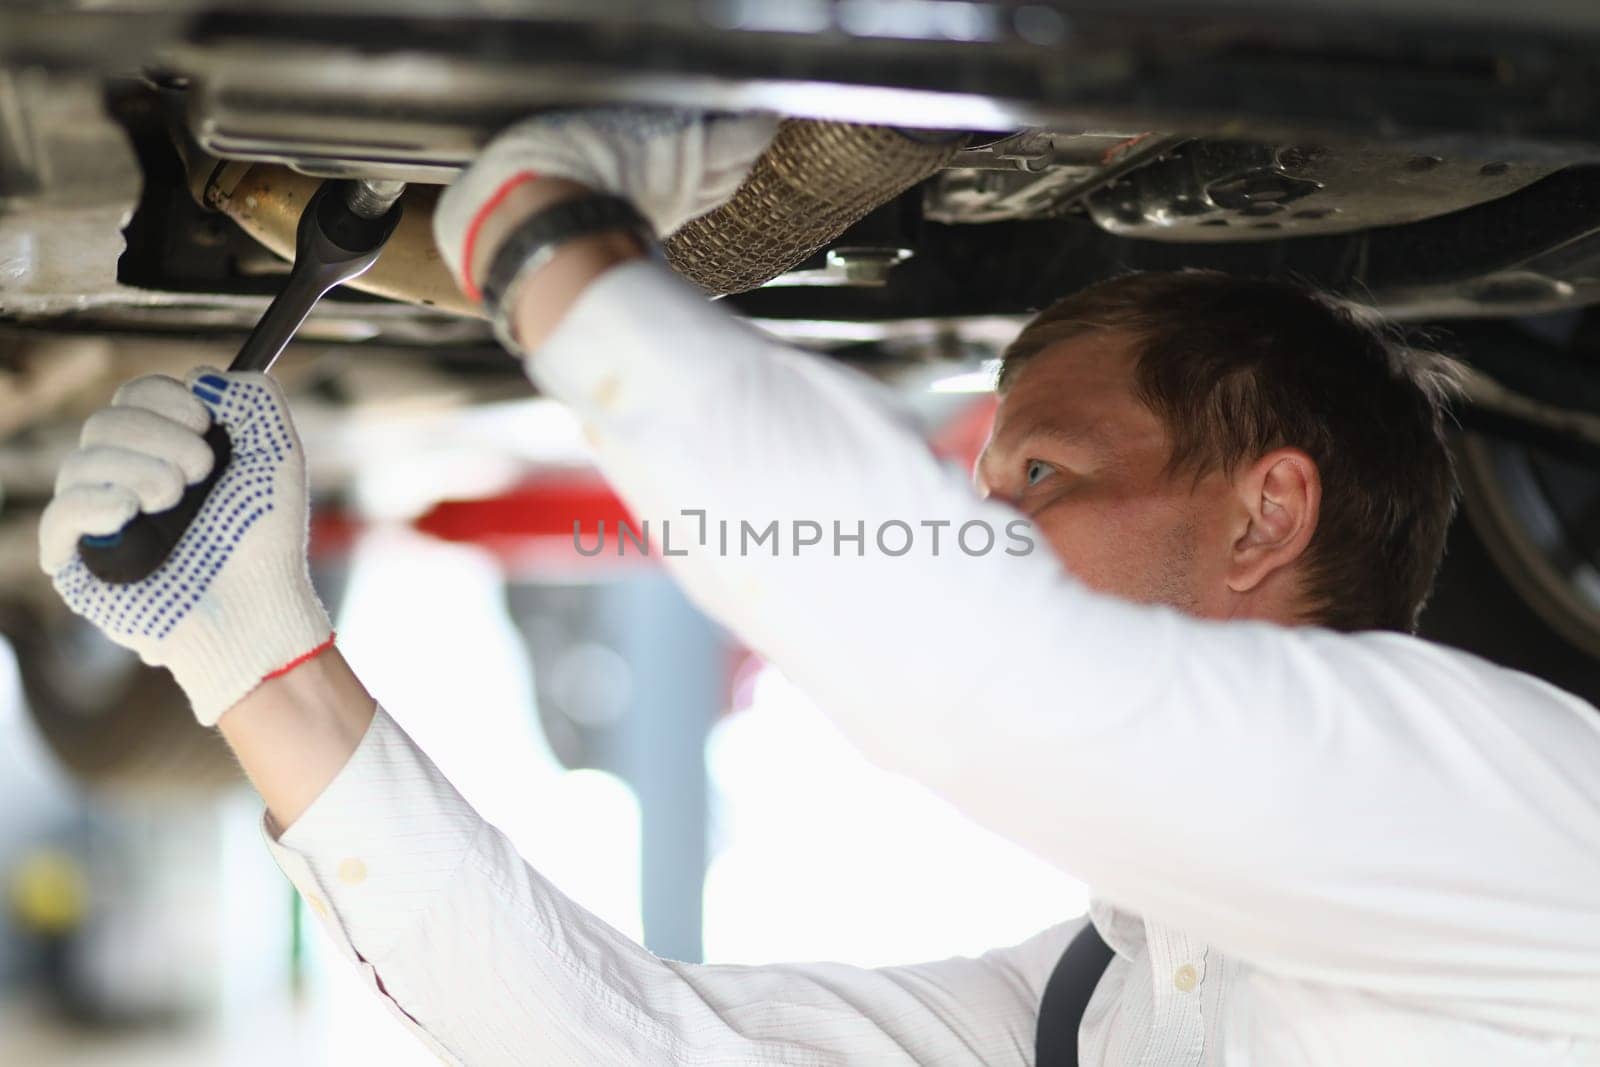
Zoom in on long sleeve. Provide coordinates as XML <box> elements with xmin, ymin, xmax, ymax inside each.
<box><xmin>264</xmin><ymin>707</ymin><xmax>1074</xmax><ymax>1066</ymax></box>
<box><xmin>524</xmin><ymin>260</ymin><xmax>1600</xmax><ymax>1037</ymax></box>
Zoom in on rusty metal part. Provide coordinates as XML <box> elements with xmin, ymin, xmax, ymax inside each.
<box><xmin>664</xmin><ymin>120</ymin><xmax>963</xmax><ymax>295</ymax></box>
<box><xmin>203</xmin><ymin>163</ymin><xmax>480</xmax><ymax>318</ymax></box>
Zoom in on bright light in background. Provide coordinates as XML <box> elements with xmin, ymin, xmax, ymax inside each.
<box><xmin>0</xmin><ymin>640</ymin><xmax>74</xmax><ymax>807</ymax></box>
<box><xmin>334</xmin><ymin>526</ymin><xmax>642</xmax><ymax>940</ymax></box>
<box><xmin>310</xmin><ymin>396</ymin><xmax>592</xmax><ymax>523</ymax></box>
<box><xmin>704</xmin><ymin>667</ymin><xmax>1086</xmax><ymax>966</ymax></box>
<box><xmin>320</xmin><ymin>528</ymin><xmax>642</xmax><ymax>1065</ymax></box>
<box><xmin>928</xmin><ymin>359</ymin><xmax>1000</xmax><ymax>394</ymax></box>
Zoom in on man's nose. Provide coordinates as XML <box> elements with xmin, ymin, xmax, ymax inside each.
<box><xmin>976</xmin><ymin>480</ymin><xmax>1016</xmax><ymax>508</ymax></box>
<box><xmin>972</xmin><ymin>466</ymin><xmax>1001</xmax><ymax>503</ymax></box>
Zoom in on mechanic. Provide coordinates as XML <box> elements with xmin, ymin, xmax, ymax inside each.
<box><xmin>38</xmin><ymin>112</ymin><xmax>1600</xmax><ymax>1065</ymax></box>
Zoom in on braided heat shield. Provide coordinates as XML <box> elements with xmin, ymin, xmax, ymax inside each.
<box><xmin>663</xmin><ymin>120</ymin><xmax>962</xmax><ymax>295</ymax></box>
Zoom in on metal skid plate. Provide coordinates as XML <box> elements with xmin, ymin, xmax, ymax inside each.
<box><xmin>926</xmin><ymin>132</ymin><xmax>1562</xmax><ymax>239</ymax></box>
<box><xmin>1082</xmin><ymin>141</ymin><xmax>1560</xmax><ymax>242</ymax></box>
<box><xmin>924</xmin><ymin>130</ymin><xmax>1181</xmax><ymax>224</ymax></box>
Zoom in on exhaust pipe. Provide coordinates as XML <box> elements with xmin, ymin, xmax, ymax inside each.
<box><xmin>195</xmin><ymin>120</ymin><xmax>963</xmax><ymax>312</ymax></box>
<box><xmin>201</xmin><ymin>163</ymin><xmax>481</xmax><ymax>318</ymax></box>
<box><xmin>665</xmin><ymin>120</ymin><xmax>964</xmax><ymax>295</ymax></box>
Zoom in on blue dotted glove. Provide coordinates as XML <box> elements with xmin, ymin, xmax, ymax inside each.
<box><xmin>39</xmin><ymin>367</ymin><xmax>332</xmax><ymax>726</ymax></box>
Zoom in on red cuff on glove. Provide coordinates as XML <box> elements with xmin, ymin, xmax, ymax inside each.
<box><xmin>262</xmin><ymin>632</ymin><xmax>338</xmax><ymax>684</ymax></box>
<box><xmin>459</xmin><ymin>171</ymin><xmax>540</xmax><ymax>302</ymax></box>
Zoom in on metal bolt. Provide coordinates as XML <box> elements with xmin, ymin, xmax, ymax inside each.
<box><xmin>823</xmin><ymin>247</ymin><xmax>913</xmax><ymax>286</ymax></box>
<box><xmin>344</xmin><ymin>179</ymin><xmax>407</xmax><ymax>220</ymax></box>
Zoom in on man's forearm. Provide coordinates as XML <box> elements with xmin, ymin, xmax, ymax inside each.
<box><xmin>213</xmin><ymin>179</ymin><xmax>634</xmax><ymax>834</ymax></box>
<box><xmin>216</xmin><ymin>646</ymin><xmax>375</xmax><ymax>830</ymax></box>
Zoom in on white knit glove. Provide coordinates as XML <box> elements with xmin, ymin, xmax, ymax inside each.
<box><xmin>39</xmin><ymin>368</ymin><xmax>332</xmax><ymax>726</ymax></box>
<box><xmin>434</xmin><ymin>108</ymin><xmax>778</xmax><ymax>299</ymax></box>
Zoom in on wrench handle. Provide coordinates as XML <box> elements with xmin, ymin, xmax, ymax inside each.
<box><xmin>74</xmin><ymin>180</ymin><xmax>403</xmax><ymax>584</ymax></box>
<box><xmin>76</xmin><ymin>274</ymin><xmax>329</xmax><ymax>583</ymax></box>
<box><xmin>77</xmin><ymin>423</ymin><xmax>235</xmax><ymax>583</ymax></box>
<box><xmin>231</xmin><ymin>257</ymin><xmax>346</xmax><ymax>372</ymax></box>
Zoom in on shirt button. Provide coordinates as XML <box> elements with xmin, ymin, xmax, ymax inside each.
<box><xmin>1173</xmin><ymin>964</ymin><xmax>1199</xmax><ymax>992</ymax></box>
<box><xmin>592</xmin><ymin>374</ymin><xmax>622</xmax><ymax>411</ymax></box>
<box><xmin>338</xmin><ymin>858</ymin><xmax>368</xmax><ymax>886</ymax></box>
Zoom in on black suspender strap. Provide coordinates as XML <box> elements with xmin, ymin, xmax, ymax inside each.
<box><xmin>1034</xmin><ymin>922</ymin><xmax>1116</xmax><ymax>1067</ymax></box>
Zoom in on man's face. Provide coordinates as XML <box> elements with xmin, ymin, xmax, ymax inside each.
<box><xmin>976</xmin><ymin>329</ymin><xmax>1240</xmax><ymax>617</ymax></box>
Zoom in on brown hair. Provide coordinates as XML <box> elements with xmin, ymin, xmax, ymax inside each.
<box><xmin>998</xmin><ymin>270</ymin><xmax>1460</xmax><ymax>633</ymax></box>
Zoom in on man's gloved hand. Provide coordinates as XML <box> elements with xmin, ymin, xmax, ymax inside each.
<box><xmin>433</xmin><ymin>108</ymin><xmax>778</xmax><ymax>299</ymax></box>
<box><xmin>39</xmin><ymin>368</ymin><xmax>332</xmax><ymax>726</ymax></box>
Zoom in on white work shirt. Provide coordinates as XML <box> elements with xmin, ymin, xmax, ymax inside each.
<box><xmin>266</xmin><ymin>261</ymin><xmax>1600</xmax><ymax>1065</ymax></box>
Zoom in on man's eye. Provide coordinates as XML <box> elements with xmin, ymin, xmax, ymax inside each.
<box><xmin>1025</xmin><ymin>459</ymin><xmax>1053</xmax><ymax>486</ymax></box>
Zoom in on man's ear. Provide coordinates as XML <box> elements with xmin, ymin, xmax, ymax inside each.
<box><xmin>1228</xmin><ymin>447</ymin><xmax>1321</xmax><ymax>594</ymax></box>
